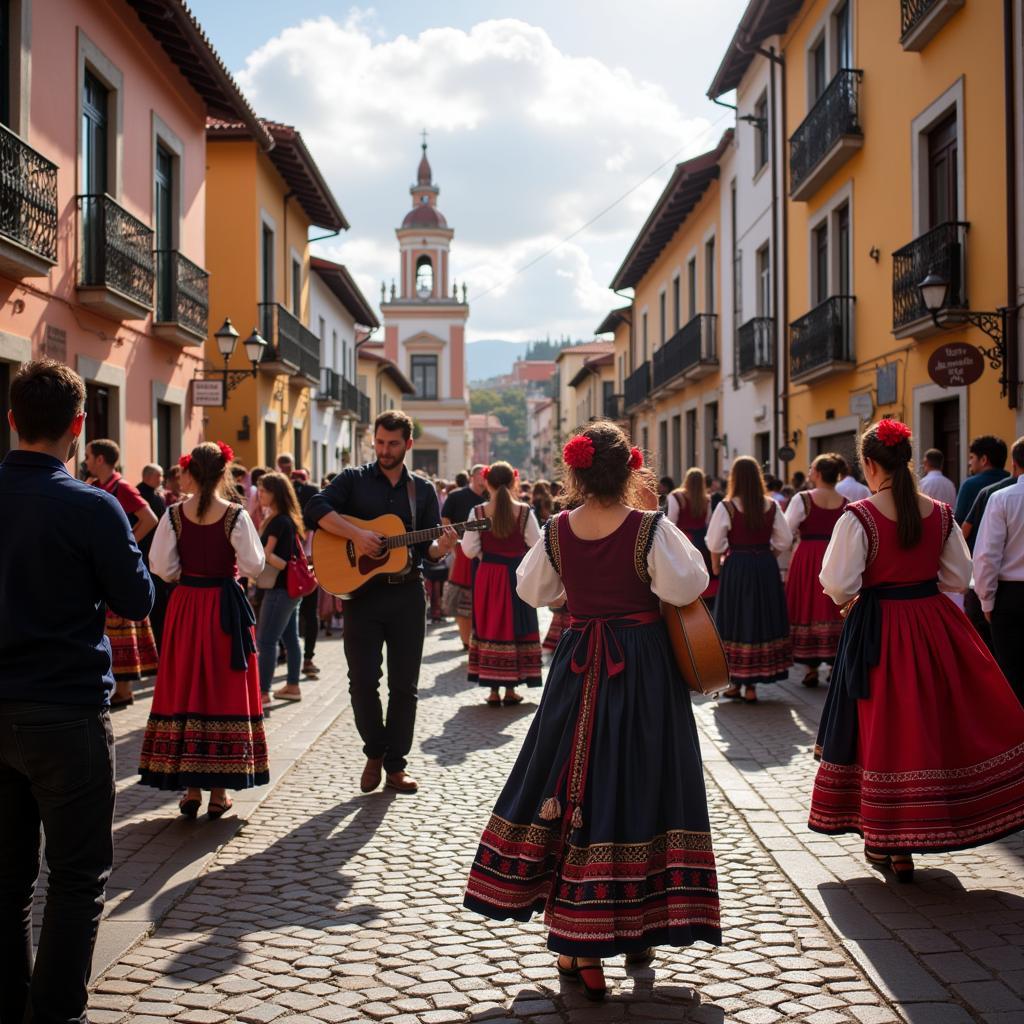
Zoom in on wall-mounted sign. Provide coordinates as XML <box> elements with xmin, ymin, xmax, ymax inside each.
<box><xmin>927</xmin><ymin>343</ymin><xmax>984</xmax><ymax>389</ymax></box>
<box><xmin>777</xmin><ymin>445</ymin><xmax>796</xmax><ymax>463</ymax></box>
<box><xmin>876</xmin><ymin>362</ymin><xmax>897</xmax><ymax>406</ymax></box>
<box><xmin>849</xmin><ymin>392</ymin><xmax>874</xmax><ymax>420</ymax></box>
<box><xmin>43</xmin><ymin>325</ymin><xmax>67</xmax><ymax>363</ymax></box>
<box><xmin>192</xmin><ymin>379</ymin><xmax>224</xmax><ymax>407</ymax></box>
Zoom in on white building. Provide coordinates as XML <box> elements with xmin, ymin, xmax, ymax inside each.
<box><xmin>309</xmin><ymin>257</ymin><xmax>377</xmax><ymax>481</ymax></box>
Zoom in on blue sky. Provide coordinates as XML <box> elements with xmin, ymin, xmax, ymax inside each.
<box><xmin>188</xmin><ymin>2</ymin><xmax>748</xmax><ymax>341</ymax></box>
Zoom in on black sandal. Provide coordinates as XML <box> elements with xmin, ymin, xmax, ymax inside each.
<box><xmin>556</xmin><ymin>957</ymin><xmax>606</xmax><ymax>1001</ymax></box>
<box><xmin>723</xmin><ymin>687</ymin><xmax>743</xmax><ymax>700</ymax></box>
<box><xmin>485</xmin><ymin>694</ymin><xmax>502</xmax><ymax>707</ymax></box>
<box><xmin>802</xmin><ymin>669</ymin><xmax>819</xmax><ymax>688</ymax></box>
<box><xmin>503</xmin><ymin>693</ymin><xmax>524</xmax><ymax>706</ymax></box>
<box><xmin>178</xmin><ymin>797</ymin><xmax>201</xmax><ymax>819</ymax></box>
<box><xmin>625</xmin><ymin>946</ymin><xmax>655</xmax><ymax>965</ymax></box>
<box><xmin>207</xmin><ymin>798</ymin><xmax>233</xmax><ymax>819</ymax></box>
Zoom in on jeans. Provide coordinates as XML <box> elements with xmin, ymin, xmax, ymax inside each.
<box><xmin>991</xmin><ymin>581</ymin><xmax>1024</xmax><ymax>707</ymax></box>
<box><xmin>0</xmin><ymin>701</ymin><xmax>115</xmax><ymax>1024</ymax></box>
<box><xmin>257</xmin><ymin>588</ymin><xmax>301</xmax><ymax>693</ymax></box>
<box><xmin>343</xmin><ymin>580</ymin><xmax>426</xmax><ymax>774</ymax></box>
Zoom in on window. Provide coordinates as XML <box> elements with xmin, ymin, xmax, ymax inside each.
<box><xmin>0</xmin><ymin>1</ymin><xmax>10</xmax><ymax>128</ymax></box>
<box><xmin>813</xmin><ymin>222</ymin><xmax>829</xmax><ymax>304</ymax></box>
<box><xmin>331</xmin><ymin>329</ymin><xmax>338</xmax><ymax>370</ymax></box>
<box><xmin>415</xmin><ymin>254</ymin><xmax>433</xmax><ymax>297</ymax></box>
<box><xmin>671</xmin><ymin>414</ymin><xmax>682</xmax><ymax>482</ymax></box>
<box><xmin>85</xmin><ymin>382</ymin><xmax>112</xmax><ymax>445</ymax></box>
<box><xmin>411</xmin><ymin>354</ymin><xmax>438</xmax><ymax>399</ymax></box>
<box><xmin>927</xmin><ymin>112</ymin><xmax>958</xmax><ymax>228</ymax></box>
<box><xmin>755</xmin><ymin>431</ymin><xmax>771</xmax><ymax>470</ymax></box>
<box><xmin>685</xmin><ymin>409</ymin><xmax>697</xmax><ymax>469</ymax></box>
<box><xmin>754</xmin><ymin>92</ymin><xmax>769</xmax><ymax>173</ymax></box>
<box><xmin>156</xmin><ymin>401</ymin><xmax>173</xmax><ymax>472</ymax></box>
<box><xmin>154</xmin><ymin>144</ymin><xmax>174</xmax><ymax>319</ymax></box>
<box><xmin>641</xmin><ymin>427</ymin><xmax>649</xmax><ymax>457</ymax></box>
<box><xmin>834</xmin><ymin>1</ymin><xmax>851</xmax><ymax>70</ymax></box>
<box><xmin>293</xmin><ymin>426</ymin><xmax>303</xmax><ymax>469</ymax></box>
<box><xmin>672</xmin><ymin>276</ymin><xmax>680</xmax><ymax>332</ymax></box>
<box><xmin>756</xmin><ymin>244</ymin><xmax>771</xmax><ymax>316</ymax></box>
<box><xmin>261</xmin><ymin>224</ymin><xmax>274</xmax><ymax>304</ymax></box>
<box><xmin>810</xmin><ymin>35</ymin><xmax>827</xmax><ymax>103</ymax></box>
<box><xmin>659</xmin><ymin>292</ymin><xmax>666</xmax><ymax>346</ymax></box>
<box><xmin>321</xmin><ymin>443</ymin><xmax>328</xmax><ymax>477</ymax></box>
<box><xmin>704</xmin><ymin>238</ymin><xmax>715</xmax><ymax>315</ymax></box>
<box><xmin>704</xmin><ymin>401</ymin><xmax>719</xmax><ymax>475</ymax></box>
<box><xmin>264</xmin><ymin>421</ymin><xmax>276</xmax><ymax>467</ymax></box>
<box><xmin>0</xmin><ymin>361</ymin><xmax>9</xmax><ymax>458</ymax></box>
<box><xmin>687</xmin><ymin>259</ymin><xmax>696</xmax><ymax>320</ymax></box>
<box><xmin>618</xmin><ymin>353</ymin><xmax>624</xmax><ymax>389</ymax></box>
<box><xmin>81</xmin><ymin>70</ymin><xmax>109</xmax><ymax>284</ymax></box>
<box><xmin>658</xmin><ymin>420</ymin><xmax>669</xmax><ymax>477</ymax></box>
<box><xmin>642</xmin><ymin>312</ymin><xmax>648</xmax><ymax>362</ymax></box>
<box><xmin>291</xmin><ymin>258</ymin><xmax>301</xmax><ymax>317</ymax></box>
<box><xmin>836</xmin><ymin>203</ymin><xmax>851</xmax><ymax>295</ymax></box>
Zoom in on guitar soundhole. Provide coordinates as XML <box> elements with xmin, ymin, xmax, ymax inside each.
<box><xmin>357</xmin><ymin>553</ymin><xmax>390</xmax><ymax>575</ymax></box>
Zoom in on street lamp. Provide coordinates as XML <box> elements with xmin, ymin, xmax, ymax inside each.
<box><xmin>196</xmin><ymin>317</ymin><xmax>267</xmax><ymax>409</ymax></box>
<box><xmin>916</xmin><ymin>273</ymin><xmax>1019</xmax><ymax>399</ymax></box>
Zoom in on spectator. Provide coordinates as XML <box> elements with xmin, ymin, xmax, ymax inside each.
<box><xmin>919</xmin><ymin>448</ymin><xmax>957</xmax><ymax>505</ymax></box>
<box><xmin>163</xmin><ymin>464</ymin><xmax>184</xmax><ymax>504</ymax></box>
<box><xmin>835</xmin><ymin>455</ymin><xmax>871</xmax><ymax>501</ymax></box>
<box><xmin>230</xmin><ymin>462</ymin><xmax>248</xmax><ymax>504</ymax></box>
<box><xmin>289</xmin><ymin>469</ymin><xmax>320</xmax><ymax>678</ymax></box>
<box><xmin>657</xmin><ymin>475</ymin><xmax>675</xmax><ymax>512</ymax></box>
<box><xmin>791</xmin><ymin>470</ymin><xmax>807</xmax><ymax>491</ymax></box>
<box><xmin>137</xmin><ymin>463</ymin><xmax>169</xmax><ymax>651</ymax></box>
<box><xmin>954</xmin><ymin>435</ymin><xmax>1009</xmax><ymax>524</ymax></box>
<box><xmin>0</xmin><ymin>360</ymin><xmax>153</xmax><ymax>1024</ymax></box>
<box><xmin>248</xmin><ymin>466</ymin><xmax>268</xmax><ymax>529</ymax></box>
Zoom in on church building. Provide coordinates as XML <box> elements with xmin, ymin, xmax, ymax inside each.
<box><xmin>381</xmin><ymin>142</ymin><xmax>471</xmax><ymax>477</ymax></box>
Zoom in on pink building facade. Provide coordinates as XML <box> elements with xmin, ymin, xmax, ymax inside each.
<box><xmin>0</xmin><ymin>0</ymin><xmax>263</xmax><ymax>477</ymax></box>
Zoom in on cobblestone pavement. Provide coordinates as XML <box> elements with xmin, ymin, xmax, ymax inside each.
<box><xmin>83</xmin><ymin>613</ymin><xmax>1024</xmax><ymax>1023</ymax></box>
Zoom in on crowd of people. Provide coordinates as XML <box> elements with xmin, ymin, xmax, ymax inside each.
<box><xmin>2</xmin><ymin>357</ymin><xmax>1024</xmax><ymax>1020</ymax></box>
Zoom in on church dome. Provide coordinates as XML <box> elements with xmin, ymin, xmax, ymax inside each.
<box><xmin>402</xmin><ymin>204</ymin><xmax>448</xmax><ymax>228</ymax></box>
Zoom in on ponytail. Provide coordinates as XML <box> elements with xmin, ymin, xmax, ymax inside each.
<box><xmin>485</xmin><ymin>461</ymin><xmax>518</xmax><ymax>538</ymax></box>
<box><xmin>890</xmin><ymin>462</ymin><xmax>922</xmax><ymax>549</ymax></box>
<box><xmin>859</xmin><ymin>420</ymin><xmax>921</xmax><ymax>549</ymax></box>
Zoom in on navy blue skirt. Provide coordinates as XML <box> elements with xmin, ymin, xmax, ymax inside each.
<box><xmin>464</xmin><ymin>618</ymin><xmax>722</xmax><ymax>956</ymax></box>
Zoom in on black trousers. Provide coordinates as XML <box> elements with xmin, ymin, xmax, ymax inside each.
<box><xmin>300</xmin><ymin>590</ymin><xmax>319</xmax><ymax>662</ymax></box>
<box><xmin>0</xmin><ymin>701</ymin><xmax>115</xmax><ymax>1024</ymax></box>
<box><xmin>148</xmin><ymin>576</ymin><xmax>171</xmax><ymax>653</ymax></box>
<box><xmin>964</xmin><ymin>588</ymin><xmax>994</xmax><ymax>651</ymax></box>
<box><xmin>991</xmin><ymin>581</ymin><xmax>1024</xmax><ymax>707</ymax></box>
<box><xmin>342</xmin><ymin>580</ymin><xmax>426</xmax><ymax>774</ymax></box>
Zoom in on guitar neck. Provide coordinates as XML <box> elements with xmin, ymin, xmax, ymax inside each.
<box><xmin>384</xmin><ymin>526</ymin><xmax>446</xmax><ymax>550</ymax></box>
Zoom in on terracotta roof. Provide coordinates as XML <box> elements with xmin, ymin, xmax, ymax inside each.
<box><xmin>125</xmin><ymin>1</ymin><xmax>271</xmax><ymax>148</ymax></box>
<box><xmin>358</xmin><ymin>347</ymin><xmax>415</xmax><ymax>394</ymax></box>
<box><xmin>596</xmin><ymin>306</ymin><xmax>632</xmax><ymax>335</ymax></box>
<box><xmin>568</xmin><ymin>352</ymin><xmax>614</xmax><ymax>389</ymax></box>
<box><xmin>468</xmin><ymin>413</ymin><xmax>509</xmax><ymax>433</ymax></box>
<box><xmin>610</xmin><ymin>131</ymin><xmax>733</xmax><ymax>291</ymax></box>
<box><xmin>402</xmin><ymin>204</ymin><xmax>448</xmax><ymax>229</ymax></box>
<box><xmin>555</xmin><ymin>341</ymin><xmax>615</xmax><ymax>363</ymax></box>
<box><xmin>207</xmin><ymin>119</ymin><xmax>348</xmax><ymax>231</ymax></box>
<box><xmin>310</xmin><ymin>257</ymin><xmax>379</xmax><ymax>328</ymax></box>
<box><xmin>707</xmin><ymin>0</ymin><xmax>803</xmax><ymax>99</ymax></box>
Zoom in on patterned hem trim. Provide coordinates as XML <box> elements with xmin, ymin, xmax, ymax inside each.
<box><xmin>139</xmin><ymin>769</ymin><xmax>270</xmax><ymax>790</ymax></box>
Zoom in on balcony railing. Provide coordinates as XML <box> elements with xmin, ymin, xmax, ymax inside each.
<box><xmin>341</xmin><ymin>377</ymin><xmax>369</xmax><ymax>419</ymax></box>
<box><xmin>789</xmin><ymin>69</ymin><xmax>863</xmax><ymax>201</ymax></box>
<box><xmin>892</xmin><ymin>221</ymin><xmax>968</xmax><ymax>334</ymax></box>
<box><xmin>155</xmin><ymin>250</ymin><xmax>208</xmax><ymax>341</ymax></box>
<box><xmin>258</xmin><ymin>302</ymin><xmax>321</xmax><ymax>383</ymax></box>
<box><xmin>357</xmin><ymin>390</ymin><xmax>371</xmax><ymax>425</ymax></box>
<box><xmin>900</xmin><ymin>0</ymin><xmax>963</xmax><ymax>50</ymax></box>
<box><xmin>603</xmin><ymin>393</ymin><xmax>624</xmax><ymax>420</ymax></box>
<box><xmin>651</xmin><ymin>314</ymin><xmax>719</xmax><ymax>390</ymax></box>
<box><xmin>0</xmin><ymin>122</ymin><xmax>58</xmax><ymax>269</ymax></box>
<box><xmin>737</xmin><ymin>317</ymin><xmax>774</xmax><ymax>378</ymax></box>
<box><xmin>318</xmin><ymin>366</ymin><xmax>341</xmax><ymax>405</ymax></box>
<box><xmin>790</xmin><ymin>295</ymin><xmax>855</xmax><ymax>383</ymax></box>
<box><xmin>623</xmin><ymin>361</ymin><xmax>650</xmax><ymax>412</ymax></box>
<box><xmin>77</xmin><ymin>194</ymin><xmax>154</xmax><ymax>311</ymax></box>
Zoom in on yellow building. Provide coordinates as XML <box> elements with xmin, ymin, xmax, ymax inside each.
<box><xmin>203</xmin><ymin>119</ymin><xmax>348</xmax><ymax>470</ymax></box>
<box><xmin>356</xmin><ymin>343</ymin><xmax>415</xmax><ymax>463</ymax></box>
<box><xmin>608</xmin><ymin>133</ymin><xmax>733</xmax><ymax>482</ymax></box>
<box><xmin>595</xmin><ymin>307</ymin><xmax>632</xmax><ymax>427</ymax></box>
<box><xmin>753</xmin><ymin>0</ymin><xmax>1021</xmax><ymax>484</ymax></box>
<box><xmin>553</xmin><ymin>342</ymin><xmax>615</xmax><ymax>441</ymax></box>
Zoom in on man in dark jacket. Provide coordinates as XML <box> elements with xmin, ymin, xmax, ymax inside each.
<box><xmin>137</xmin><ymin>463</ymin><xmax>169</xmax><ymax>649</ymax></box>
<box><xmin>0</xmin><ymin>360</ymin><xmax>154</xmax><ymax>1024</ymax></box>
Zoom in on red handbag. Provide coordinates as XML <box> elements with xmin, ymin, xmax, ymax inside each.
<box><xmin>286</xmin><ymin>537</ymin><xmax>318</xmax><ymax>599</ymax></box>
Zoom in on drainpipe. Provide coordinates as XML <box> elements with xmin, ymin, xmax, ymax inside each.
<box><xmin>282</xmin><ymin>191</ymin><xmax>295</xmax><ymax>311</ymax></box>
<box><xmin>613</xmin><ymin>286</ymin><xmax>636</xmax><ymax>433</ymax></box>
<box><xmin>1004</xmin><ymin>0</ymin><xmax>1019</xmax><ymax>410</ymax></box>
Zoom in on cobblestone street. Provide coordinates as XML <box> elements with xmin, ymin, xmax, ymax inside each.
<box><xmin>80</xmin><ymin>613</ymin><xmax>1024</xmax><ymax>1024</ymax></box>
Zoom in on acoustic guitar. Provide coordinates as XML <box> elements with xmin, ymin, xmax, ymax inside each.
<box><xmin>312</xmin><ymin>514</ymin><xmax>491</xmax><ymax>597</ymax></box>
<box><xmin>662</xmin><ymin>598</ymin><xmax>731</xmax><ymax>696</ymax></box>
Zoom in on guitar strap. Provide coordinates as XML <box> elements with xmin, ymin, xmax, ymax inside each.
<box><xmin>402</xmin><ymin>476</ymin><xmax>418</xmax><ymax>576</ymax></box>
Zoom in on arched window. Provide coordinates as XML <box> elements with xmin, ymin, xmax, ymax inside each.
<box><xmin>415</xmin><ymin>255</ymin><xmax>434</xmax><ymax>297</ymax></box>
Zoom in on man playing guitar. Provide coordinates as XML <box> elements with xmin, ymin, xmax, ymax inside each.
<box><xmin>304</xmin><ymin>411</ymin><xmax>457</xmax><ymax>794</ymax></box>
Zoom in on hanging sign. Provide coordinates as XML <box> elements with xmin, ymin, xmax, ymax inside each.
<box><xmin>849</xmin><ymin>392</ymin><xmax>874</xmax><ymax>420</ymax></box>
<box><xmin>192</xmin><ymin>379</ymin><xmax>225</xmax><ymax>407</ymax></box>
<box><xmin>927</xmin><ymin>343</ymin><xmax>984</xmax><ymax>389</ymax></box>
<box><xmin>777</xmin><ymin>445</ymin><xmax>796</xmax><ymax>463</ymax></box>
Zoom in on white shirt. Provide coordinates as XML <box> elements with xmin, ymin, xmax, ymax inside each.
<box><xmin>836</xmin><ymin>476</ymin><xmax>871</xmax><ymax>502</ymax></box>
<box><xmin>972</xmin><ymin>476</ymin><xmax>1024</xmax><ymax>612</ymax></box>
<box><xmin>515</xmin><ymin>514</ymin><xmax>709</xmax><ymax>608</ymax></box>
<box><xmin>460</xmin><ymin>503</ymin><xmax>542</xmax><ymax>558</ymax></box>
<box><xmin>664</xmin><ymin>492</ymin><xmax>711</xmax><ymax>527</ymax></box>
<box><xmin>706</xmin><ymin>497</ymin><xmax>793</xmax><ymax>555</ymax></box>
<box><xmin>818</xmin><ymin>506</ymin><xmax>972</xmax><ymax>606</ymax></box>
<box><xmin>919</xmin><ymin>469</ymin><xmax>958</xmax><ymax>506</ymax></box>
<box><xmin>149</xmin><ymin>505</ymin><xmax>266</xmax><ymax>583</ymax></box>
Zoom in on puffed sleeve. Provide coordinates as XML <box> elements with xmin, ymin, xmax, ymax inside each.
<box><xmin>523</xmin><ymin>508</ymin><xmax>542</xmax><ymax>548</ymax></box>
<box><xmin>706</xmin><ymin>500</ymin><xmax>731</xmax><ymax>554</ymax></box>
<box><xmin>231</xmin><ymin>509</ymin><xmax>267</xmax><ymax>579</ymax></box>
<box><xmin>771</xmin><ymin>503</ymin><xmax>794</xmax><ymax>553</ymax></box>
<box><xmin>516</xmin><ymin>536</ymin><xmax>565</xmax><ymax>607</ymax></box>
<box><xmin>818</xmin><ymin>511</ymin><xmax>867</xmax><ymax>606</ymax></box>
<box><xmin>460</xmin><ymin>505</ymin><xmax>484</xmax><ymax>558</ymax></box>
<box><xmin>648</xmin><ymin>520</ymin><xmax>710</xmax><ymax>606</ymax></box>
<box><xmin>149</xmin><ymin>512</ymin><xmax>180</xmax><ymax>583</ymax></box>
<box><xmin>784</xmin><ymin>493</ymin><xmax>807</xmax><ymax>537</ymax></box>
<box><xmin>938</xmin><ymin>519</ymin><xmax>973</xmax><ymax>595</ymax></box>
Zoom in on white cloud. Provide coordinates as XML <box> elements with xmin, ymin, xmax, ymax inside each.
<box><xmin>236</xmin><ymin>12</ymin><xmax>722</xmax><ymax>341</ymax></box>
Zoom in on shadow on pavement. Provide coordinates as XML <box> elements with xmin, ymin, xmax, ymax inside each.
<box><xmin>421</xmin><ymin>701</ymin><xmax>536</xmax><ymax>766</ymax></box>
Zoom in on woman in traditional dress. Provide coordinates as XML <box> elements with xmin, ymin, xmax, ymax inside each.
<box><xmin>708</xmin><ymin>456</ymin><xmax>793</xmax><ymax>703</ymax></box>
<box><xmin>809</xmin><ymin>420</ymin><xmax>1024</xmax><ymax>881</ymax></box>
<box><xmin>140</xmin><ymin>442</ymin><xmax>268</xmax><ymax>819</ymax></box>
<box><xmin>785</xmin><ymin>453</ymin><xmax>847</xmax><ymax>687</ymax></box>
<box><xmin>464</xmin><ymin>422</ymin><xmax>720</xmax><ymax>1000</ymax></box>
<box><xmin>461</xmin><ymin>462</ymin><xmax>543</xmax><ymax>705</ymax></box>
<box><xmin>667</xmin><ymin>467</ymin><xmax>719</xmax><ymax>611</ymax></box>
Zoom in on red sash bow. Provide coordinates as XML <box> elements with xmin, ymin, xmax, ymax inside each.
<box><xmin>568</xmin><ymin>611</ymin><xmax>660</xmax><ymax>679</ymax></box>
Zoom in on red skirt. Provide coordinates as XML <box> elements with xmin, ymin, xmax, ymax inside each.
<box><xmin>139</xmin><ymin>583</ymin><xmax>268</xmax><ymax>790</ymax></box>
<box><xmin>449</xmin><ymin>547</ymin><xmax>474</xmax><ymax>588</ymax></box>
<box><xmin>809</xmin><ymin>595</ymin><xmax>1024</xmax><ymax>852</ymax></box>
<box><xmin>786</xmin><ymin>539</ymin><xmax>843</xmax><ymax>663</ymax></box>
<box><xmin>543</xmin><ymin>606</ymin><xmax>569</xmax><ymax>652</ymax></box>
<box><xmin>469</xmin><ymin>558</ymin><xmax>542</xmax><ymax>687</ymax></box>
<box><xmin>106</xmin><ymin>611</ymin><xmax>158</xmax><ymax>681</ymax></box>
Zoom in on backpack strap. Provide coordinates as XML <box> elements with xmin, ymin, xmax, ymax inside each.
<box><xmin>223</xmin><ymin>504</ymin><xmax>243</xmax><ymax>542</ymax></box>
<box><xmin>168</xmin><ymin>503</ymin><xmax>183</xmax><ymax>540</ymax></box>
<box><xmin>634</xmin><ymin>510</ymin><xmax>662</xmax><ymax>583</ymax></box>
<box><xmin>543</xmin><ymin>510</ymin><xmax>565</xmax><ymax>575</ymax></box>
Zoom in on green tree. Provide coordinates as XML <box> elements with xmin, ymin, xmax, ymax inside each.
<box><xmin>470</xmin><ymin>387</ymin><xmax>529</xmax><ymax>468</ymax></box>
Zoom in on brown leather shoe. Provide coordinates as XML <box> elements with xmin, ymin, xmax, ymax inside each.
<box><xmin>385</xmin><ymin>770</ymin><xmax>419</xmax><ymax>794</ymax></box>
<box><xmin>360</xmin><ymin>758</ymin><xmax>384</xmax><ymax>793</ymax></box>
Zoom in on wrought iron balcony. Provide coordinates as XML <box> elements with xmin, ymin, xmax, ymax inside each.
<box><xmin>737</xmin><ymin>317</ymin><xmax>774</xmax><ymax>379</ymax></box>
<box><xmin>0</xmin><ymin>123</ymin><xmax>58</xmax><ymax>278</ymax></box>
<box><xmin>900</xmin><ymin>0</ymin><xmax>964</xmax><ymax>51</ymax></box>
<box><xmin>651</xmin><ymin>314</ymin><xmax>719</xmax><ymax>391</ymax></box>
<box><xmin>357</xmin><ymin>390</ymin><xmax>371</xmax><ymax>425</ymax></box>
<box><xmin>318</xmin><ymin>366</ymin><xmax>342</xmax><ymax>406</ymax></box>
<box><xmin>623</xmin><ymin>361</ymin><xmax>651</xmax><ymax>412</ymax></box>
<box><xmin>258</xmin><ymin>302</ymin><xmax>321</xmax><ymax>384</ymax></box>
<box><xmin>341</xmin><ymin>377</ymin><xmax>369</xmax><ymax>419</ymax></box>
<box><xmin>603</xmin><ymin>392</ymin><xmax>624</xmax><ymax>421</ymax></box>
<box><xmin>789</xmin><ymin>69</ymin><xmax>863</xmax><ymax>201</ymax></box>
<box><xmin>892</xmin><ymin>221</ymin><xmax>968</xmax><ymax>337</ymax></box>
<box><xmin>154</xmin><ymin>250</ymin><xmax>208</xmax><ymax>345</ymax></box>
<box><xmin>77</xmin><ymin>194</ymin><xmax>154</xmax><ymax>319</ymax></box>
<box><xmin>790</xmin><ymin>295</ymin><xmax>855</xmax><ymax>384</ymax></box>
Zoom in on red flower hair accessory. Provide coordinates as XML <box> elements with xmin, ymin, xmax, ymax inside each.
<box><xmin>216</xmin><ymin>441</ymin><xmax>235</xmax><ymax>464</ymax></box>
<box><xmin>563</xmin><ymin>435</ymin><xmax>595</xmax><ymax>469</ymax></box>
<box><xmin>875</xmin><ymin>419</ymin><xmax>911</xmax><ymax>447</ymax></box>
<box><xmin>482</xmin><ymin>465</ymin><xmax>491</xmax><ymax>481</ymax></box>
<box><xmin>513</xmin><ymin>468</ymin><xmax>519</xmax><ymax>480</ymax></box>
<box><xmin>627</xmin><ymin>447</ymin><xmax>644</xmax><ymax>471</ymax></box>
<box><xmin>178</xmin><ymin>453</ymin><xmax>192</xmax><ymax>472</ymax></box>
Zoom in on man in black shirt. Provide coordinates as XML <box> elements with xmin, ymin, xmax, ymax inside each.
<box><xmin>441</xmin><ymin>464</ymin><xmax>488</xmax><ymax>647</ymax></box>
<box><xmin>137</xmin><ymin>463</ymin><xmax>169</xmax><ymax>650</ymax></box>
<box><xmin>304</xmin><ymin>411</ymin><xmax>456</xmax><ymax>794</ymax></box>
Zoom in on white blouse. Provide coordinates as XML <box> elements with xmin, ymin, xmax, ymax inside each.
<box><xmin>515</xmin><ymin>514</ymin><xmax>710</xmax><ymax>609</ymax></box>
<box><xmin>460</xmin><ymin>503</ymin><xmax>542</xmax><ymax>558</ymax></box>
<box><xmin>706</xmin><ymin>497</ymin><xmax>793</xmax><ymax>555</ymax></box>
<box><xmin>818</xmin><ymin>507</ymin><xmax>973</xmax><ymax>607</ymax></box>
<box><xmin>664</xmin><ymin>493</ymin><xmax>711</xmax><ymax>527</ymax></box>
<box><xmin>149</xmin><ymin>505</ymin><xmax>266</xmax><ymax>583</ymax></box>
